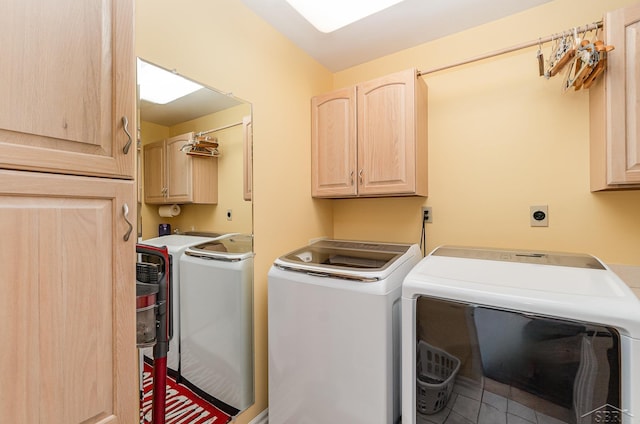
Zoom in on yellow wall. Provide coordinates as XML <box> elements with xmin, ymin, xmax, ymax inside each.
<box><xmin>136</xmin><ymin>0</ymin><xmax>334</xmax><ymax>422</ymax></box>
<box><xmin>136</xmin><ymin>0</ymin><xmax>640</xmax><ymax>422</ymax></box>
<box><xmin>333</xmin><ymin>0</ymin><xmax>640</xmax><ymax>265</ymax></box>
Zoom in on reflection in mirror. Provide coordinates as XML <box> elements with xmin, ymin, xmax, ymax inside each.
<box><xmin>136</xmin><ymin>58</ymin><xmax>254</xmax><ymax>418</ymax></box>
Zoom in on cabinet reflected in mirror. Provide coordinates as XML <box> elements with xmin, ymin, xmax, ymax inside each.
<box><xmin>136</xmin><ymin>58</ymin><xmax>254</xmax><ymax>417</ymax></box>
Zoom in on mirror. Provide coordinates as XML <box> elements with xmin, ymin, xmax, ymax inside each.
<box><xmin>137</xmin><ymin>58</ymin><xmax>253</xmax><ymax>239</ymax></box>
<box><xmin>136</xmin><ymin>58</ymin><xmax>254</xmax><ymax>417</ymax></box>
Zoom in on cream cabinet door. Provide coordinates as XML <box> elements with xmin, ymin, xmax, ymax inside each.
<box><xmin>590</xmin><ymin>3</ymin><xmax>640</xmax><ymax>190</ymax></box>
<box><xmin>0</xmin><ymin>0</ymin><xmax>135</xmax><ymax>179</ymax></box>
<box><xmin>166</xmin><ymin>133</ymin><xmax>194</xmax><ymax>203</ymax></box>
<box><xmin>357</xmin><ymin>68</ymin><xmax>427</xmax><ymax>196</ymax></box>
<box><xmin>0</xmin><ymin>170</ymin><xmax>137</xmax><ymax>424</ymax></box>
<box><xmin>144</xmin><ymin>140</ymin><xmax>167</xmax><ymax>203</ymax></box>
<box><xmin>311</xmin><ymin>87</ymin><xmax>357</xmax><ymax>197</ymax></box>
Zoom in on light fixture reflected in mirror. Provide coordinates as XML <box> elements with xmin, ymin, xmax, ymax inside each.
<box><xmin>137</xmin><ymin>59</ymin><xmax>204</xmax><ymax>104</ymax></box>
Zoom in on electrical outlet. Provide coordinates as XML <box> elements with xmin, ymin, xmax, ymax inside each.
<box><xmin>422</xmin><ymin>206</ymin><xmax>432</xmax><ymax>223</ymax></box>
<box><xmin>530</xmin><ymin>205</ymin><xmax>548</xmax><ymax>227</ymax></box>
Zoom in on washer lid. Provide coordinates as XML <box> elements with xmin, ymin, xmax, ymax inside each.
<box><xmin>185</xmin><ymin>233</ymin><xmax>254</xmax><ymax>261</ymax></box>
<box><xmin>275</xmin><ymin>239</ymin><xmax>414</xmax><ymax>277</ymax></box>
<box><xmin>403</xmin><ymin>245</ymin><xmax>640</xmax><ymax>337</ymax></box>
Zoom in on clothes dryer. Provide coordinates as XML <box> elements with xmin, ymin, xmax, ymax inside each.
<box><xmin>402</xmin><ymin>246</ymin><xmax>640</xmax><ymax>424</ymax></box>
<box><xmin>268</xmin><ymin>239</ymin><xmax>421</xmax><ymax>424</ymax></box>
<box><xmin>139</xmin><ymin>233</ymin><xmax>221</xmax><ymax>374</ymax></box>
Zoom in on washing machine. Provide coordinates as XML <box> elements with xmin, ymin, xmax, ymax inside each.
<box><xmin>139</xmin><ymin>233</ymin><xmax>221</xmax><ymax>374</ymax></box>
<box><xmin>402</xmin><ymin>246</ymin><xmax>640</xmax><ymax>424</ymax></box>
<box><xmin>179</xmin><ymin>233</ymin><xmax>254</xmax><ymax>414</ymax></box>
<box><xmin>268</xmin><ymin>239</ymin><xmax>422</xmax><ymax>424</ymax></box>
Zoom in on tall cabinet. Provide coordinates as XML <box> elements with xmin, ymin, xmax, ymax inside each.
<box><xmin>312</xmin><ymin>68</ymin><xmax>428</xmax><ymax>198</ymax></box>
<box><xmin>0</xmin><ymin>1</ymin><xmax>137</xmax><ymax>423</ymax></box>
<box><xmin>590</xmin><ymin>3</ymin><xmax>640</xmax><ymax>191</ymax></box>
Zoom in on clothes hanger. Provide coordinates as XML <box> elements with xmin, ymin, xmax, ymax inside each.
<box><xmin>548</xmin><ymin>30</ymin><xmax>576</xmax><ymax>77</ymax></box>
<box><xmin>568</xmin><ymin>27</ymin><xmax>614</xmax><ymax>91</ymax></box>
<box><xmin>582</xmin><ymin>28</ymin><xmax>614</xmax><ymax>89</ymax></box>
<box><xmin>537</xmin><ymin>38</ymin><xmax>545</xmax><ymax>77</ymax></box>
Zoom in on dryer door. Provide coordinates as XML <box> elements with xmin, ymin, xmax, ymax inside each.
<box><xmin>414</xmin><ymin>296</ymin><xmax>621</xmax><ymax>423</ymax></box>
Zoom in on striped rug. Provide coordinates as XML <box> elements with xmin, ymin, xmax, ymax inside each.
<box><xmin>140</xmin><ymin>363</ymin><xmax>231</xmax><ymax>424</ymax></box>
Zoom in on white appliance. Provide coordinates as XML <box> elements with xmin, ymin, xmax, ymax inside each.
<box><xmin>139</xmin><ymin>233</ymin><xmax>221</xmax><ymax>373</ymax></box>
<box><xmin>268</xmin><ymin>239</ymin><xmax>422</xmax><ymax>424</ymax></box>
<box><xmin>402</xmin><ymin>246</ymin><xmax>640</xmax><ymax>424</ymax></box>
<box><xmin>179</xmin><ymin>233</ymin><xmax>254</xmax><ymax>413</ymax></box>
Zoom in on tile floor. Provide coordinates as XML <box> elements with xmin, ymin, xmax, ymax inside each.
<box><xmin>416</xmin><ymin>377</ymin><xmax>571</xmax><ymax>424</ymax></box>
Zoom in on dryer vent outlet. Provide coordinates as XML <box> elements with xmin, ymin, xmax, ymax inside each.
<box><xmin>530</xmin><ymin>205</ymin><xmax>548</xmax><ymax>227</ymax></box>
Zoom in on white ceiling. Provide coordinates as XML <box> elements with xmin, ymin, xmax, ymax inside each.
<box><xmin>240</xmin><ymin>0</ymin><xmax>552</xmax><ymax>72</ymax></box>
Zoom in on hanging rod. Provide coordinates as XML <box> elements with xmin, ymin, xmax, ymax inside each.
<box><xmin>417</xmin><ymin>21</ymin><xmax>603</xmax><ymax>77</ymax></box>
<box><xmin>196</xmin><ymin>120</ymin><xmax>243</xmax><ymax>137</ymax></box>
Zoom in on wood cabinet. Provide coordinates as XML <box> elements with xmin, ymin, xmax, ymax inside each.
<box><xmin>312</xmin><ymin>87</ymin><xmax>358</xmax><ymax>197</ymax></box>
<box><xmin>143</xmin><ymin>140</ymin><xmax>167</xmax><ymax>204</ymax></box>
<box><xmin>144</xmin><ymin>132</ymin><xmax>218</xmax><ymax>204</ymax></box>
<box><xmin>0</xmin><ymin>170</ymin><xmax>137</xmax><ymax>423</ymax></box>
<box><xmin>0</xmin><ymin>0</ymin><xmax>135</xmax><ymax>179</ymax></box>
<box><xmin>590</xmin><ymin>3</ymin><xmax>640</xmax><ymax>191</ymax></box>
<box><xmin>0</xmin><ymin>1</ymin><xmax>137</xmax><ymax>423</ymax></box>
<box><xmin>312</xmin><ymin>68</ymin><xmax>427</xmax><ymax>198</ymax></box>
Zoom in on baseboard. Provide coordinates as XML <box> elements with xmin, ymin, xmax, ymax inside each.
<box><xmin>248</xmin><ymin>408</ymin><xmax>268</xmax><ymax>424</ymax></box>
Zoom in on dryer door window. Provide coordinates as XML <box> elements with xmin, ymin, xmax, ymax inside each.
<box><xmin>414</xmin><ymin>296</ymin><xmax>621</xmax><ymax>423</ymax></box>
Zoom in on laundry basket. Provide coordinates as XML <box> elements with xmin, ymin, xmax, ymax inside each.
<box><xmin>416</xmin><ymin>340</ymin><xmax>461</xmax><ymax>415</ymax></box>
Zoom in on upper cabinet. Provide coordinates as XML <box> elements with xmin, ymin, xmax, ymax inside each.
<box><xmin>312</xmin><ymin>68</ymin><xmax>428</xmax><ymax>198</ymax></box>
<box><xmin>143</xmin><ymin>140</ymin><xmax>167</xmax><ymax>204</ymax></box>
<box><xmin>0</xmin><ymin>0</ymin><xmax>135</xmax><ymax>179</ymax></box>
<box><xmin>358</xmin><ymin>69</ymin><xmax>428</xmax><ymax>196</ymax></box>
<box><xmin>590</xmin><ymin>3</ymin><xmax>640</xmax><ymax>191</ymax></box>
<box><xmin>144</xmin><ymin>132</ymin><xmax>218</xmax><ymax>204</ymax></box>
<box><xmin>312</xmin><ymin>87</ymin><xmax>357</xmax><ymax>197</ymax></box>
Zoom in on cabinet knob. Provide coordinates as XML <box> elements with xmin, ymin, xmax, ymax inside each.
<box><xmin>350</xmin><ymin>170</ymin><xmax>354</xmax><ymax>186</ymax></box>
<box><xmin>121</xmin><ymin>116</ymin><xmax>133</xmax><ymax>154</ymax></box>
<box><xmin>358</xmin><ymin>169</ymin><xmax>363</xmax><ymax>185</ymax></box>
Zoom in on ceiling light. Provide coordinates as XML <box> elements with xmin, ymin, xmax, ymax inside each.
<box><xmin>137</xmin><ymin>59</ymin><xmax>203</xmax><ymax>105</ymax></box>
<box><xmin>285</xmin><ymin>0</ymin><xmax>404</xmax><ymax>33</ymax></box>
